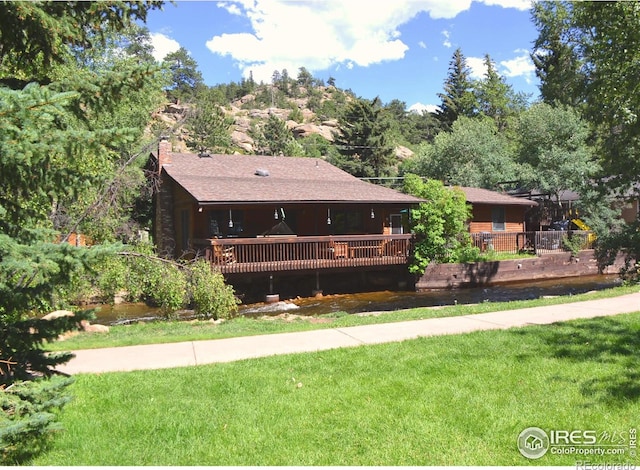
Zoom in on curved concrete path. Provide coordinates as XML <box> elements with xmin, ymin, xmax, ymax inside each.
<box><xmin>56</xmin><ymin>291</ymin><xmax>640</xmax><ymax>375</ymax></box>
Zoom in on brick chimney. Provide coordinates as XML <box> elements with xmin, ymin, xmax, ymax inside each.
<box><xmin>158</xmin><ymin>137</ymin><xmax>172</xmax><ymax>172</ymax></box>
<box><xmin>155</xmin><ymin>136</ymin><xmax>176</xmax><ymax>257</ymax></box>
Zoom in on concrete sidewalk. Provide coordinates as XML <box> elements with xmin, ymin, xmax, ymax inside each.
<box><xmin>56</xmin><ymin>291</ymin><xmax>640</xmax><ymax>375</ymax></box>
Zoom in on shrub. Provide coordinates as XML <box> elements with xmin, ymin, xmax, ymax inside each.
<box><xmin>562</xmin><ymin>234</ymin><xmax>585</xmax><ymax>257</ymax></box>
<box><xmin>96</xmin><ymin>255</ymin><xmax>128</xmax><ymax>304</ymax></box>
<box><xmin>189</xmin><ymin>260</ymin><xmax>239</xmax><ymax>320</ymax></box>
<box><xmin>147</xmin><ymin>263</ymin><xmax>188</xmax><ymax>319</ymax></box>
<box><xmin>403</xmin><ymin>175</ymin><xmax>473</xmax><ymax>274</ymax></box>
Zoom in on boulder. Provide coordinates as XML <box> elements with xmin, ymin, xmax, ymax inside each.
<box><xmin>395</xmin><ymin>145</ymin><xmax>414</xmax><ymax>160</ymax></box>
<box><xmin>292</xmin><ymin>123</ymin><xmax>335</xmax><ymax>141</ymax></box>
<box><xmin>231</xmin><ymin>130</ymin><xmax>254</xmax><ymax>153</ymax></box>
<box><xmin>80</xmin><ymin>319</ymin><xmax>110</xmax><ymax>334</ymax></box>
<box><xmin>42</xmin><ymin>310</ymin><xmax>74</xmax><ymax>321</ymax></box>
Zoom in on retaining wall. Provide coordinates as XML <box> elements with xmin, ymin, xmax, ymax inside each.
<box><xmin>415</xmin><ymin>250</ymin><xmax>628</xmax><ymax>290</ymax></box>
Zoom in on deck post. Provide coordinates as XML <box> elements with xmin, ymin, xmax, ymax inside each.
<box><xmin>265</xmin><ymin>274</ymin><xmax>279</xmax><ymax>303</ymax></box>
<box><xmin>312</xmin><ymin>271</ymin><xmax>323</xmax><ymax>297</ymax></box>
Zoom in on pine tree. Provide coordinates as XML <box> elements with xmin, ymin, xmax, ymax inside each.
<box><xmin>163</xmin><ymin>47</ymin><xmax>205</xmax><ymax>103</ymax></box>
<box><xmin>0</xmin><ymin>1</ymin><xmax>163</xmax><ymax>462</ymax></box>
<box><xmin>437</xmin><ymin>48</ymin><xmax>478</xmax><ymax>131</ymax></box>
<box><xmin>332</xmin><ymin>97</ymin><xmax>396</xmax><ymax>178</ymax></box>
<box><xmin>185</xmin><ymin>93</ymin><xmax>233</xmax><ymax>155</ymax></box>
<box><xmin>531</xmin><ymin>1</ymin><xmax>584</xmax><ymax>107</ymax></box>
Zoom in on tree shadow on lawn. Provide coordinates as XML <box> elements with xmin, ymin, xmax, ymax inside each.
<box><xmin>511</xmin><ymin>315</ymin><xmax>640</xmax><ymax>405</ymax></box>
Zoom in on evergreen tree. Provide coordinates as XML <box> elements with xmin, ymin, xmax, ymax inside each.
<box><xmin>297</xmin><ymin>66</ymin><xmax>313</xmax><ymax>91</ymax></box>
<box><xmin>331</xmin><ymin>96</ymin><xmax>396</xmax><ymax>178</ymax></box>
<box><xmin>163</xmin><ymin>47</ymin><xmax>204</xmax><ymax>103</ymax></box>
<box><xmin>437</xmin><ymin>48</ymin><xmax>478</xmax><ymax>131</ymax></box>
<box><xmin>279</xmin><ymin>68</ymin><xmax>290</xmax><ymax>96</ymax></box>
<box><xmin>531</xmin><ymin>1</ymin><xmax>583</xmax><ymax>107</ymax></box>
<box><xmin>185</xmin><ymin>90</ymin><xmax>234</xmax><ymax>155</ymax></box>
<box><xmin>475</xmin><ymin>54</ymin><xmax>526</xmax><ymax>131</ymax></box>
<box><xmin>0</xmin><ymin>1</ymin><xmax>162</xmax><ymax>86</ymax></box>
<box><xmin>403</xmin><ymin>109</ymin><xmax>442</xmax><ymax>145</ymax></box>
<box><xmin>0</xmin><ymin>1</ymin><xmax>164</xmax><ymax>462</ymax></box>
<box><xmin>251</xmin><ymin>114</ymin><xmax>300</xmax><ymax>156</ymax></box>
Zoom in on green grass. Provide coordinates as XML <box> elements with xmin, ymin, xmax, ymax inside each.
<box><xmin>33</xmin><ymin>312</ymin><xmax>640</xmax><ymax>466</ymax></box>
<box><xmin>47</xmin><ymin>284</ymin><xmax>640</xmax><ymax>351</ymax></box>
<box><xmin>475</xmin><ymin>250</ymin><xmax>537</xmax><ymax>262</ymax></box>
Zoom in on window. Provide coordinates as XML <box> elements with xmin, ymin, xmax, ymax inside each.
<box><xmin>390</xmin><ymin>214</ymin><xmax>403</xmax><ymax>234</ymax></box>
<box><xmin>492</xmin><ymin>207</ymin><xmax>506</xmax><ymax>231</ymax></box>
<box><xmin>333</xmin><ymin>210</ymin><xmax>363</xmax><ymax>234</ymax></box>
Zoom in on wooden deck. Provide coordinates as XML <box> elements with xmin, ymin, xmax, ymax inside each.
<box><xmin>193</xmin><ymin>234</ymin><xmax>413</xmax><ymax>274</ymax></box>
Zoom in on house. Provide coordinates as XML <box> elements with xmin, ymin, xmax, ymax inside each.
<box><xmin>151</xmin><ymin>139</ymin><xmax>423</xmax><ymax>300</ymax></box>
<box><xmin>458</xmin><ymin>186</ymin><xmax>538</xmax><ymax>252</ymax></box>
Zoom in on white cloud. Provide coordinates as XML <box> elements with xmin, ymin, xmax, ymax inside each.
<box><xmin>441</xmin><ymin>29</ymin><xmax>452</xmax><ymax>48</ymax></box>
<box><xmin>481</xmin><ymin>0</ymin><xmax>532</xmax><ymax>10</ymax></box>
<box><xmin>217</xmin><ymin>1</ymin><xmax>242</xmax><ymax>16</ymax></box>
<box><xmin>204</xmin><ymin>0</ymin><xmax>534</xmax><ymax>82</ymax></box>
<box><xmin>467</xmin><ymin>56</ymin><xmax>487</xmax><ymax>80</ymax></box>
<box><xmin>409</xmin><ymin>102</ymin><xmax>440</xmax><ymax>114</ymax></box>
<box><xmin>150</xmin><ymin>32</ymin><xmax>181</xmax><ymax>62</ymax></box>
<box><xmin>500</xmin><ymin>49</ymin><xmax>535</xmax><ymax>82</ymax></box>
<box><xmin>418</xmin><ymin>40</ymin><xmax>427</xmax><ymax>49</ymax></box>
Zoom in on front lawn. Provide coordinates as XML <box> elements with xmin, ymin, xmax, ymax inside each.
<box><xmin>33</xmin><ymin>312</ymin><xmax>640</xmax><ymax>466</ymax></box>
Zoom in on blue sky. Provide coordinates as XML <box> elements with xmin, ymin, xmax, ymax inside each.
<box><xmin>144</xmin><ymin>0</ymin><xmax>540</xmax><ymax>112</ymax></box>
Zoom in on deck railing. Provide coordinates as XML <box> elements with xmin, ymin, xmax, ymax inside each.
<box><xmin>193</xmin><ymin>234</ymin><xmax>414</xmax><ymax>274</ymax></box>
<box><xmin>470</xmin><ymin>230</ymin><xmax>596</xmax><ymax>255</ymax></box>
<box><xmin>193</xmin><ymin>231</ymin><xmax>595</xmax><ymax>274</ymax></box>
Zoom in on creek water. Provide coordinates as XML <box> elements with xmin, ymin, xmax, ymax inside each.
<box><xmin>90</xmin><ymin>274</ymin><xmax>622</xmax><ymax>325</ymax></box>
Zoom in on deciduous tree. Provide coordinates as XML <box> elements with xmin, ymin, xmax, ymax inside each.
<box><xmin>401</xmin><ymin>116</ymin><xmax>519</xmax><ymax>190</ymax></box>
<box><xmin>403</xmin><ymin>175</ymin><xmax>475</xmax><ymax>274</ymax></box>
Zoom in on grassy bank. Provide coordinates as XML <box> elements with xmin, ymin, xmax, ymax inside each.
<box><xmin>34</xmin><ymin>311</ymin><xmax>640</xmax><ymax>465</ymax></box>
<box><xmin>48</xmin><ymin>285</ymin><xmax>640</xmax><ymax>351</ymax></box>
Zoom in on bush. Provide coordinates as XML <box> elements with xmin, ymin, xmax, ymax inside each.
<box><xmin>562</xmin><ymin>234</ymin><xmax>585</xmax><ymax>257</ymax></box>
<box><xmin>189</xmin><ymin>260</ymin><xmax>239</xmax><ymax>320</ymax></box>
<box><xmin>147</xmin><ymin>263</ymin><xmax>188</xmax><ymax>319</ymax></box>
<box><xmin>403</xmin><ymin>175</ymin><xmax>473</xmax><ymax>274</ymax></box>
<box><xmin>59</xmin><ymin>245</ymin><xmax>241</xmax><ymax>319</ymax></box>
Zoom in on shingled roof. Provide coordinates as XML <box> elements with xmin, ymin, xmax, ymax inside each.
<box><xmin>458</xmin><ymin>186</ymin><xmax>537</xmax><ymax>206</ymax></box>
<box><xmin>159</xmin><ymin>152</ymin><xmax>423</xmax><ymax>205</ymax></box>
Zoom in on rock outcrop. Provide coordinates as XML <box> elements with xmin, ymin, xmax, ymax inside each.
<box><xmin>152</xmin><ymin>85</ymin><xmax>414</xmax><ymax>160</ymax></box>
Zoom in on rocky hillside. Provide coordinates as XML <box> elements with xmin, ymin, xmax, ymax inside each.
<box><xmin>153</xmin><ymin>84</ymin><xmax>414</xmax><ymax>159</ymax></box>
